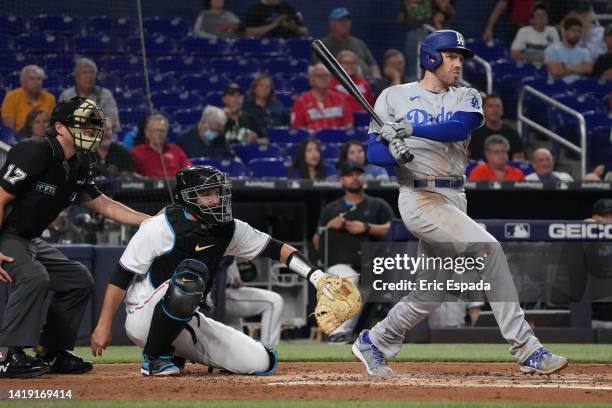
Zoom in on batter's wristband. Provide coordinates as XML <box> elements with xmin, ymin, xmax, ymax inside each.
<box><xmin>286</xmin><ymin>251</ymin><xmax>317</xmax><ymax>281</ymax></box>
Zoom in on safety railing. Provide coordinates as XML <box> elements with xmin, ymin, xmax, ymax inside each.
<box><xmin>417</xmin><ymin>24</ymin><xmax>493</xmax><ymax>94</ymax></box>
<box><xmin>517</xmin><ymin>85</ymin><xmax>587</xmax><ymax>176</ymax></box>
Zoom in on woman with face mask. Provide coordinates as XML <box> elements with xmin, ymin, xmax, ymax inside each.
<box><xmin>176</xmin><ymin>105</ymin><xmax>235</xmax><ymax>160</ymax></box>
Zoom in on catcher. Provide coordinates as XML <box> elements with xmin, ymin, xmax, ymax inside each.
<box><xmin>90</xmin><ymin>165</ymin><xmax>360</xmax><ymax>376</ymax></box>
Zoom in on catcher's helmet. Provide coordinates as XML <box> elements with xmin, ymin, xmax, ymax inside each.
<box><xmin>419</xmin><ymin>30</ymin><xmax>474</xmax><ymax>71</ymax></box>
<box><xmin>51</xmin><ymin>96</ymin><xmax>106</xmax><ymax>152</ymax></box>
<box><xmin>175</xmin><ymin>165</ymin><xmax>232</xmax><ymax>226</ymax></box>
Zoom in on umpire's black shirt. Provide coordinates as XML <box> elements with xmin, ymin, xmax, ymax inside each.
<box><xmin>0</xmin><ymin>136</ymin><xmax>101</xmax><ymax>239</ymax></box>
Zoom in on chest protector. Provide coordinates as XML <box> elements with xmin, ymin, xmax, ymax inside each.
<box><xmin>149</xmin><ymin>204</ymin><xmax>235</xmax><ymax>294</ymax></box>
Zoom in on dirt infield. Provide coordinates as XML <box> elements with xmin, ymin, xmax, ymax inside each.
<box><xmin>3</xmin><ymin>362</ymin><xmax>612</xmax><ymax>403</ymax></box>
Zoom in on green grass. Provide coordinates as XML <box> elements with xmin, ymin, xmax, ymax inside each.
<box><xmin>75</xmin><ymin>343</ymin><xmax>612</xmax><ymax>364</ymax></box>
<box><xmin>3</xmin><ymin>402</ymin><xmax>612</xmax><ymax>408</ymax></box>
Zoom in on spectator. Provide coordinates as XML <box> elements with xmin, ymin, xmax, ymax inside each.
<box><xmin>510</xmin><ymin>3</ymin><xmax>560</xmax><ymax>63</ymax></box>
<box><xmin>469</xmin><ymin>94</ymin><xmax>525</xmax><ymax>161</ymax></box>
<box><xmin>59</xmin><ymin>58</ymin><xmax>120</xmax><ymax>127</ymax></box>
<box><xmin>131</xmin><ymin>113</ymin><xmax>192</xmax><ymax>179</ymax></box>
<box><xmin>288</xmin><ymin>137</ymin><xmax>333</xmax><ymax>180</ymax></box>
<box><xmin>330</xmin><ymin>50</ymin><xmax>375</xmax><ymax>116</ymax></box>
<box><xmin>469</xmin><ymin>135</ymin><xmax>525</xmax><ymax>181</ymax></box>
<box><xmin>525</xmin><ymin>148</ymin><xmax>573</xmax><ymax>181</ymax></box>
<box><xmin>429</xmin><ymin>302</ymin><xmax>484</xmax><ymax>328</ymax></box>
<box><xmin>18</xmin><ymin>109</ymin><xmax>48</xmax><ymax>139</ymax></box>
<box><xmin>243</xmin><ymin>74</ymin><xmax>289</xmax><ymax>128</ymax></box>
<box><xmin>93</xmin><ymin>119</ymin><xmax>135</xmax><ymax>177</ymax></box>
<box><xmin>1</xmin><ymin>65</ymin><xmax>55</xmax><ymax>131</ymax></box>
<box><xmin>375</xmin><ymin>49</ymin><xmax>410</xmax><ymax>97</ymax></box>
<box><xmin>584</xmin><ymin>163</ymin><xmax>612</xmax><ymax>181</ymax></box>
<box><xmin>41</xmin><ymin>210</ymin><xmax>85</xmax><ymax>245</ymax></box>
<box><xmin>592</xmin><ymin>23</ymin><xmax>612</xmax><ymax>79</ymax></box>
<box><xmin>291</xmin><ymin>63</ymin><xmax>353</xmax><ymax>132</ymax></box>
<box><xmin>319</xmin><ymin>7</ymin><xmax>381</xmax><ymax>79</ymax></box>
<box><xmin>312</xmin><ymin>160</ymin><xmax>394</xmax><ymax>343</ymax></box>
<box><xmin>193</xmin><ymin>0</ymin><xmax>241</xmax><ymax>38</ymax></box>
<box><xmin>244</xmin><ymin>0</ymin><xmax>308</xmax><ymax>38</ymax></box>
<box><xmin>482</xmin><ymin>0</ymin><xmax>536</xmax><ymax>42</ymax></box>
<box><xmin>545</xmin><ymin>17</ymin><xmax>593</xmax><ymax>84</ymax></box>
<box><xmin>176</xmin><ymin>105</ymin><xmax>234</xmax><ymax>159</ymax></box>
<box><xmin>563</xmin><ymin>3</ymin><xmax>606</xmax><ymax>60</ymax></box>
<box><xmin>338</xmin><ymin>140</ymin><xmax>389</xmax><ymax>181</ymax></box>
<box><xmin>586</xmin><ymin>198</ymin><xmax>612</xmax><ymax>223</ymax></box>
<box><xmin>222</xmin><ymin>83</ymin><xmax>268</xmax><ymax>144</ymax></box>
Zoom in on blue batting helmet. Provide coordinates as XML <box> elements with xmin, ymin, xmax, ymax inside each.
<box><xmin>419</xmin><ymin>30</ymin><xmax>474</xmax><ymax>71</ymax></box>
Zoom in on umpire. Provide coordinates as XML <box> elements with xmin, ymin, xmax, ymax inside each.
<box><xmin>0</xmin><ymin>97</ymin><xmax>150</xmax><ymax>378</ymax></box>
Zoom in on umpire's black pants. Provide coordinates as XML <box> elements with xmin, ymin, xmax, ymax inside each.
<box><xmin>0</xmin><ymin>229</ymin><xmax>94</xmax><ymax>351</ymax></box>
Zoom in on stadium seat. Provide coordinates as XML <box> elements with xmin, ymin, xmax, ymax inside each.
<box><xmin>179</xmin><ymin>74</ymin><xmax>229</xmax><ymax>94</ymax></box>
<box><xmin>16</xmin><ymin>33</ymin><xmax>66</xmax><ymax>54</ymax></box>
<box><xmin>143</xmin><ymin>16</ymin><xmax>191</xmax><ymax>38</ymax></box>
<box><xmin>154</xmin><ymin>56</ymin><xmax>205</xmax><ymax>75</ymax></box>
<box><xmin>289</xmin><ymin>74</ymin><xmax>310</xmax><ymax>94</ymax></box>
<box><xmin>234</xmin><ymin>73</ymin><xmax>259</xmax><ymax>92</ymax></box>
<box><xmin>73</xmin><ymin>34</ymin><xmax>112</xmax><ymax>55</ymax></box>
<box><xmin>0</xmin><ymin>16</ymin><xmax>28</xmax><ymax>35</ymax></box>
<box><xmin>151</xmin><ymin>90</ymin><xmax>202</xmax><ymax>110</ymax></box>
<box><xmin>204</xmin><ymin>91</ymin><xmax>224</xmax><ymax>107</ymax></box>
<box><xmin>4</xmin><ymin>71</ymin><xmax>21</xmax><ymax>89</ymax></box>
<box><xmin>465</xmin><ymin>160</ymin><xmax>481</xmax><ymax>177</ymax></box>
<box><xmin>0</xmin><ymin>125</ymin><xmax>18</xmax><ymax>145</ymax></box>
<box><xmin>180</xmin><ymin>36</ymin><xmax>230</xmax><ymax>56</ymax></box>
<box><xmin>44</xmin><ymin>73</ymin><xmax>64</xmax><ymax>89</ymax></box>
<box><xmin>208</xmin><ymin>57</ymin><xmax>261</xmax><ymax>76</ymax></box>
<box><xmin>353</xmin><ymin>111</ymin><xmax>371</xmax><ymax>127</ymax></box>
<box><xmin>509</xmin><ymin>160</ymin><xmax>534</xmax><ymax>175</ymax></box>
<box><xmin>583</xmin><ymin>111</ymin><xmax>612</xmax><ymax>131</ymax></box>
<box><xmin>115</xmin><ymin>89</ymin><xmax>146</xmax><ymax>109</ymax></box>
<box><xmin>87</xmin><ymin>15</ymin><xmax>136</xmax><ymax>37</ymax></box>
<box><xmin>284</xmin><ymin>37</ymin><xmax>313</xmax><ymax>60</ymax></box>
<box><xmin>569</xmin><ymin>78</ymin><xmax>612</xmax><ymax>99</ymax></box>
<box><xmin>315</xmin><ymin>128</ymin><xmax>368</xmax><ymax>144</ymax></box>
<box><xmin>32</xmin><ymin>15</ymin><xmax>83</xmax><ymax>36</ymax></box>
<box><xmin>232</xmin><ymin>38</ymin><xmax>282</xmax><ymax>57</ymax></box>
<box><xmin>41</xmin><ymin>54</ymin><xmax>72</xmax><ymax>74</ymax></box>
<box><xmin>150</xmin><ymin>72</ymin><xmax>178</xmax><ymax>92</ymax></box>
<box><xmin>321</xmin><ymin>143</ymin><xmax>340</xmax><ymax>160</ymax></box>
<box><xmin>0</xmin><ymin>55</ymin><xmax>33</xmax><ymax>75</ymax></box>
<box><xmin>493</xmin><ymin>60</ymin><xmax>541</xmax><ymax>119</ymax></box>
<box><xmin>266</xmin><ymin>58</ymin><xmax>309</xmax><ymax>75</ymax></box>
<box><xmin>492</xmin><ymin>59</ymin><xmax>538</xmax><ymax>80</ymax></box>
<box><xmin>465</xmin><ymin>38</ymin><xmax>509</xmax><ymax>61</ymax></box>
<box><xmin>190</xmin><ymin>157</ymin><xmax>247</xmax><ymax>178</ymax></box>
<box><xmin>588</xmin><ymin>126</ymin><xmax>612</xmax><ymax>169</ymax></box>
<box><xmin>98</xmin><ymin>72</ymin><xmax>121</xmax><ymax>92</ymax></box>
<box><xmin>125</xmin><ymin>35</ymin><xmax>177</xmax><ymax>56</ymax></box>
<box><xmin>267</xmin><ymin>127</ymin><xmax>310</xmax><ymax>144</ymax></box>
<box><xmin>248</xmin><ymin>158</ymin><xmax>290</xmax><ymax>178</ymax></box>
<box><xmin>0</xmin><ymin>34</ymin><xmax>13</xmax><ymax>52</ymax></box>
<box><xmin>520</xmin><ymin>76</ymin><xmax>568</xmax><ymax>127</ymax></box>
<box><xmin>99</xmin><ymin>55</ymin><xmax>142</xmax><ymax>74</ymax></box>
<box><xmin>276</xmin><ymin>93</ymin><xmax>295</xmax><ymax>109</ymax></box>
<box><xmin>119</xmin><ymin>107</ymin><xmax>148</xmax><ymax>125</ymax></box>
<box><xmin>549</xmin><ymin>94</ymin><xmax>607</xmax><ymax>144</ymax></box>
<box><xmin>173</xmin><ymin>108</ymin><xmax>201</xmax><ymax>126</ymax></box>
<box><xmin>122</xmin><ymin>72</ymin><xmax>149</xmax><ymax>91</ymax></box>
<box><xmin>232</xmin><ymin>144</ymin><xmax>283</xmax><ymax>163</ymax></box>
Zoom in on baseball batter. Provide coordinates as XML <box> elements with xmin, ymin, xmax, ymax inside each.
<box><xmin>90</xmin><ymin>165</ymin><xmax>359</xmax><ymax>376</ymax></box>
<box><xmin>352</xmin><ymin>30</ymin><xmax>567</xmax><ymax>376</ymax></box>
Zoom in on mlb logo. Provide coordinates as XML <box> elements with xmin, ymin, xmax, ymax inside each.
<box><xmin>505</xmin><ymin>223</ymin><xmax>530</xmax><ymax>239</ymax></box>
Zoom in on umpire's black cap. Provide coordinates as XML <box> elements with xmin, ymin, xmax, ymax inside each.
<box><xmin>593</xmin><ymin>199</ymin><xmax>612</xmax><ymax>216</ymax></box>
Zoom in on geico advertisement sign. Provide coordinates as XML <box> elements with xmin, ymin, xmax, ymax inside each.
<box><xmin>549</xmin><ymin>223</ymin><xmax>612</xmax><ymax>239</ymax></box>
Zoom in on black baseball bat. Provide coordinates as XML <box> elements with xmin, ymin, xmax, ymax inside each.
<box><xmin>310</xmin><ymin>39</ymin><xmax>413</xmax><ymax>163</ymax></box>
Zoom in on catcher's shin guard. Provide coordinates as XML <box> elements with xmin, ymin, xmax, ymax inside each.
<box><xmin>254</xmin><ymin>345</ymin><xmax>278</xmax><ymax>376</ymax></box>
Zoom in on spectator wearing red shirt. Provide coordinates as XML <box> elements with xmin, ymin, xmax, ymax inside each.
<box><xmin>469</xmin><ymin>135</ymin><xmax>525</xmax><ymax>181</ymax></box>
<box><xmin>291</xmin><ymin>63</ymin><xmax>353</xmax><ymax>132</ymax></box>
<box><xmin>330</xmin><ymin>50</ymin><xmax>375</xmax><ymax>116</ymax></box>
<box><xmin>482</xmin><ymin>0</ymin><xmax>535</xmax><ymax>42</ymax></box>
<box><xmin>131</xmin><ymin>113</ymin><xmax>192</xmax><ymax>179</ymax></box>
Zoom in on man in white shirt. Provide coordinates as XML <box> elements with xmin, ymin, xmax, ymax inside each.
<box><xmin>511</xmin><ymin>3</ymin><xmax>560</xmax><ymax>63</ymax></box>
<box><xmin>525</xmin><ymin>148</ymin><xmax>573</xmax><ymax>182</ymax></box>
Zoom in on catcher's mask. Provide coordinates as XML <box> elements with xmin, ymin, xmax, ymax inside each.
<box><xmin>51</xmin><ymin>96</ymin><xmax>105</xmax><ymax>152</ymax></box>
<box><xmin>175</xmin><ymin>165</ymin><xmax>232</xmax><ymax>226</ymax></box>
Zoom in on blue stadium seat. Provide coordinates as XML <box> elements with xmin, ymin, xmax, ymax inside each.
<box><xmin>0</xmin><ymin>16</ymin><xmax>28</xmax><ymax>35</ymax></box>
<box><xmin>73</xmin><ymin>34</ymin><xmax>112</xmax><ymax>55</ymax></box>
<box><xmin>208</xmin><ymin>57</ymin><xmax>261</xmax><ymax>76</ymax></box>
<box><xmin>0</xmin><ymin>125</ymin><xmax>18</xmax><ymax>145</ymax></box>
<box><xmin>276</xmin><ymin>93</ymin><xmax>295</xmax><ymax>109</ymax></box>
<box><xmin>151</xmin><ymin>90</ymin><xmax>202</xmax><ymax>110</ymax></box>
<box><xmin>119</xmin><ymin>107</ymin><xmax>148</xmax><ymax>125</ymax></box>
<box><xmin>115</xmin><ymin>89</ymin><xmax>146</xmax><ymax>109</ymax></box>
<box><xmin>288</xmin><ymin>74</ymin><xmax>310</xmax><ymax>93</ymax></box>
<box><xmin>520</xmin><ymin>76</ymin><xmax>569</xmax><ymax>127</ymax></box>
<box><xmin>44</xmin><ymin>73</ymin><xmax>64</xmax><ymax>89</ymax></box>
<box><xmin>315</xmin><ymin>128</ymin><xmax>368</xmax><ymax>144</ymax></box>
<box><xmin>150</xmin><ymin>72</ymin><xmax>178</xmax><ymax>92</ymax></box>
<box><xmin>549</xmin><ymin>94</ymin><xmax>606</xmax><ymax>143</ymax></box>
<box><xmin>492</xmin><ymin>59</ymin><xmax>538</xmax><ymax>79</ymax></box>
<box><xmin>493</xmin><ymin>60</ymin><xmax>541</xmax><ymax>119</ymax></box>
<box><xmin>180</xmin><ymin>36</ymin><xmax>230</xmax><ymax>56</ymax></box>
<box><xmin>0</xmin><ymin>55</ymin><xmax>33</xmax><ymax>75</ymax></box>
<box><xmin>266</xmin><ymin>58</ymin><xmax>309</xmax><ymax>75</ymax></box>
<box><xmin>41</xmin><ymin>54</ymin><xmax>72</xmax><ymax>74</ymax></box>
<box><xmin>588</xmin><ymin>126</ymin><xmax>612</xmax><ymax>169</ymax></box>
<box><xmin>267</xmin><ymin>127</ymin><xmax>310</xmax><ymax>144</ymax></box>
<box><xmin>321</xmin><ymin>143</ymin><xmax>340</xmax><ymax>160</ymax></box>
<box><xmin>126</xmin><ymin>35</ymin><xmax>177</xmax><ymax>56</ymax></box>
<box><xmin>465</xmin><ymin>38</ymin><xmax>509</xmax><ymax>61</ymax></box>
<box><xmin>284</xmin><ymin>37</ymin><xmax>313</xmax><ymax>60</ymax></box>
<box><xmin>353</xmin><ymin>111</ymin><xmax>371</xmax><ymax>127</ymax></box>
<box><xmin>569</xmin><ymin>78</ymin><xmax>612</xmax><ymax>99</ymax></box>
<box><xmin>32</xmin><ymin>15</ymin><xmax>83</xmax><ymax>36</ymax></box>
<box><xmin>204</xmin><ymin>91</ymin><xmax>224</xmax><ymax>107</ymax></box>
<box><xmin>232</xmin><ymin>38</ymin><xmax>282</xmax><ymax>57</ymax></box>
<box><xmin>190</xmin><ymin>157</ymin><xmax>247</xmax><ymax>178</ymax></box>
<box><xmin>98</xmin><ymin>72</ymin><xmax>121</xmax><ymax>92</ymax></box>
<box><xmin>45</xmin><ymin>87</ymin><xmax>62</xmax><ymax>99</ymax></box>
<box><xmin>248</xmin><ymin>158</ymin><xmax>290</xmax><ymax>178</ymax></box>
<box><xmin>179</xmin><ymin>74</ymin><xmax>229</xmax><ymax>94</ymax></box>
<box><xmin>583</xmin><ymin>111</ymin><xmax>612</xmax><ymax>131</ymax></box>
<box><xmin>509</xmin><ymin>160</ymin><xmax>534</xmax><ymax>175</ymax></box>
<box><xmin>144</xmin><ymin>17</ymin><xmax>191</xmax><ymax>38</ymax></box>
<box><xmin>173</xmin><ymin>108</ymin><xmax>201</xmax><ymax>126</ymax></box>
<box><xmin>4</xmin><ymin>71</ymin><xmax>21</xmax><ymax>89</ymax></box>
<box><xmin>154</xmin><ymin>56</ymin><xmax>205</xmax><ymax>75</ymax></box>
<box><xmin>232</xmin><ymin>144</ymin><xmax>283</xmax><ymax>163</ymax></box>
<box><xmin>99</xmin><ymin>55</ymin><xmax>142</xmax><ymax>74</ymax></box>
<box><xmin>87</xmin><ymin>16</ymin><xmax>136</xmax><ymax>37</ymax></box>
<box><xmin>122</xmin><ymin>72</ymin><xmax>148</xmax><ymax>91</ymax></box>
<box><xmin>234</xmin><ymin>73</ymin><xmax>259</xmax><ymax>92</ymax></box>
<box><xmin>16</xmin><ymin>33</ymin><xmax>67</xmax><ymax>54</ymax></box>
<box><xmin>0</xmin><ymin>34</ymin><xmax>13</xmax><ymax>52</ymax></box>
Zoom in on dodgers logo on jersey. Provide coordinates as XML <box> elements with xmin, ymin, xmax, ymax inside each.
<box><xmin>471</xmin><ymin>95</ymin><xmax>480</xmax><ymax>109</ymax></box>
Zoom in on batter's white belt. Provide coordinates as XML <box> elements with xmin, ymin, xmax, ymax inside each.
<box><xmin>409</xmin><ymin>176</ymin><xmax>466</xmax><ymax>189</ymax></box>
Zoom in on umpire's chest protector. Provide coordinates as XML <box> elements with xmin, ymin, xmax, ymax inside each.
<box><xmin>149</xmin><ymin>205</ymin><xmax>235</xmax><ymax>291</ymax></box>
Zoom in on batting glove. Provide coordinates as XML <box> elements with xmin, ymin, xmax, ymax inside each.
<box><xmin>377</xmin><ymin>121</ymin><xmax>413</xmax><ymax>143</ymax></box>
<box><xmin>389</xmin><ymin>138</ymin><xmax>414</xmax><ymax>164</ymax></box>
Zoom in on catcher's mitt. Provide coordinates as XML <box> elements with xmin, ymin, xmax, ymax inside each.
<box><xmin>314</xmin><ymin>274</ymin><xmax>361</xmax><ymax>334</ymax></box>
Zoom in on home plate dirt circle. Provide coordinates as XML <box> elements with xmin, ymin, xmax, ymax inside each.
<box><xmin>2</xmin><ymin>362</ymin><xmax>611</xmax><ymax>403</ymax></box>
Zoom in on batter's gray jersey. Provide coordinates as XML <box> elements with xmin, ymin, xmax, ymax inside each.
<box><xmin>369</xmin><ymin>82</ymin><xmax>484</xmax><ymax>181</ymax></box>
